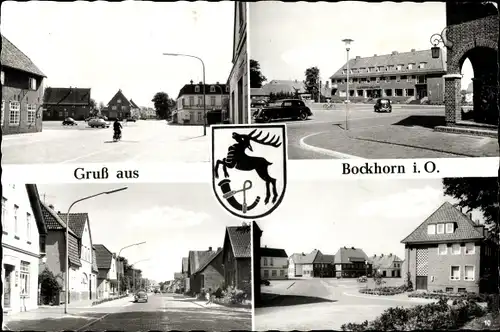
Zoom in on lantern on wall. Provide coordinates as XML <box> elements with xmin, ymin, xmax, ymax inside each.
<box><xmin>430</xmin><ymin>27</ymin><xmax>452</xmax><ymax>59</ymax></box>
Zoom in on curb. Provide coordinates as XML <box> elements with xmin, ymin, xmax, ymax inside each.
<box><xmin>299</xmin><ymin>132</ymin><xmax>365</xmax><ymax>159</ymax></box>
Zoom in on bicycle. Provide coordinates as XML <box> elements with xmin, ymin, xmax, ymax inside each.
<box><xmin>323</xmin><ymin>103</ymin><xmax>335</xmax><ymax>110</ymax></box>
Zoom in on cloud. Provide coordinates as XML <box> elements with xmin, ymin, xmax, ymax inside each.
<box><xmin>126</xmin><ymin>206</ymin><xmax>212</xmax><ymax>231</ymax></box>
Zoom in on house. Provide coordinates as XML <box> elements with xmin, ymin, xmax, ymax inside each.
<box><xmin>43</xmin><ymin>87</ymin><xmax>93</xmax><ymax>121</ymax></box>
<box><xmin>369</xmin><ymin>253</ymin><xmax>404</xmax><ymax>278</ymax></box>
<box><xmin>401</xmin><ymin>201</ymin><xmax>499</xmax><ymax>293</ymax></box>
<box><xmin>1</xmin><ymin>35</ymin><xmax>46</xmax><ymax>135</ymax></box>
<box><xmin>186</xmin><ymin>248</ymin><xmax>216</xmax><ymax>294</ymax></box>
<box><xmin>260</xmin><ymin>246</ymin><xmax>288</xmax><ymax>280</ymax></box>
<box><xmin>144</xmin><ymin>107</ymin><xmax>156</xmax><ymax>119</ymax></box>
<box><xmin>93</xmin><ymin>244</ymin><xmax>118</xmax><ymax>298</ymax></box>
<box><xmin>253</xmin><ymin>221</ymin><xmax>263</xmax><ymax>307</ymax></box>
<box><xmin>2</xmin><ymin>184</ymin><xmax>47</xmax><ymax>313</ymax></box>
<box><xmin>173</xmin><ymin>81</ymin><xmax>229</xmax><ymax>125</ymax></box>
<box><xmin>126</xmin><ymin>268</ymin><xmax>143</xmax><ymax>292</ymax></box>
<box><xmin>288</xmin><ymin>249</ymin><xmax>335</xmax><ymax>278</ymax></box>
<box><xmin>102</xmin><ymin>89</ymin><xmax>131</xmax><ymax>120</ymax></box>
<box><xmin>227</xmin><ymin>2</ymin><xmax>249</xmax><ymax>124</ymax></box>
<box><xmin>129</xmin><ymin>99</ymin><xmax>140</xmax><ymax>119</ymax></box>
<box><xmin>181</xmin><ymin>257</ymin><xmax>189</xmax><ymax>293</ymax></box>
<box><xmin>330</xmin><ymin>49</ymin><xmax>446</xmax><ymax>103</ymax></box>
<box><xmin>334</xmin><ymin>246</ymin><xmax>372</xmax><ymax>278</ymax></box>
<box><xmin>191</xmin><ymin>248</ymin><xmax>224</xmax><ymax>294</ymax></box>
<box><xmin>222</xmin><ymin>224</ymin><xmax>252</xmax><ymax>295</ymax></box>
<box><xmin>40</xmin><ymin>203</ymin><xmax>98</xmax><ymax>304</ymax></box>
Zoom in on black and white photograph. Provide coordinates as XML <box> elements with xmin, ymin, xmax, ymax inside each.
<box><xmin>253</xmin><ymin>177</ymin><xmax>499</xmax><ymax>331</ymax></box>
<box><xmin>1</xmin><ymin>1</ymin><xmax>248</xmax><ymax>164</ymax></box>
<box><xmin>2</xmin><ymin>183</ymin><xmax>252</xmax><ymax>331</ymax></box>
<box><xmin>249</xmin><ymin>2</ymin><xmax>499</xmax><ymax>159</ymax></box>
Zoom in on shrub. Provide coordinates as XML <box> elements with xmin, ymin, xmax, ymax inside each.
<box><xmin>359</xmin><ymin>285</ymin><xmax>408</xmax><ymax>296</ymax></box>
<box><xmin>38</xmin><ymin>268</ymin><xmax>63</xmax><ymax>305</ymax></box>
<box><xmin>91</xmin><ymin>294</ymin><xmax>128</xmax><ymax>306</ymax></box>
<box><xmin>221</xmin><ymin>286</ymin><xmax>247</xmax><ymax>305</ymax></box>
<box><xmin>213</xmin><ymin>287</ymin><xmax>224</xmax><ymax>299</ymax></box>
<box><xmin>197</xmin><ymin>289</ymin><xmax>207</xmax><ymax>301</ymax></box>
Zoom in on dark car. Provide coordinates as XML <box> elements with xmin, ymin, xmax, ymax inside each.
<box><xmin>374</xmin><ymin>98</ymin><xmax>392</xmax><ymax>113</ymax></box>
<box><xmin>134</xmin><ymin>290</ymin><xmax>148</xmax><ymax>303</ymax></box>
<box><xmin>251</xmin><ymin>100</ymin><xmax>267</xmax><ymax>108</ymax></box>
<box><xmin>253</xmin><ymin>99</ymin><xmax>312</xmax><ymax>123</ymax></box>
<box><xmin>261</xmin><ymin>279</ymin><xmax>270</xmax><ymax>286</ymax></box>
<box><xmin>62</xmin><ymin>117</ymin><xmax>77</xmax><ymax>126</ymax></box>
<box><xmin>125</xmin><ymin>117</ymin><xmax>137</xmax><ymax>122</ymax></box>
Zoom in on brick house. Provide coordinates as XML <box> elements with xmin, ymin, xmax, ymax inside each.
<box><xmin>1</xmin><ymin>35</ymin><xmax>46</xmax><ymax>135</ymax></box>
<box><xmin>368</xmin><ymin>253</ymin><xmax>404</xmax><ymax>278</ymax></box>
<box><xmin>441</xmin><ymin>2</ymin><xmax>498</xmax><ymax>131</ymax></box>
<box><xmin>93</xmin><ymin>244</ymin><xmax>118</xmax><ymax>298</ymax></box>
<box><xmin>191</xmin><ymin>248</ymin><xmax>224</xmax><ymax>293</ymax></box>
<box><xmin>43</xmin><ymin>87</ymin><xmax>93</xmax><ymax>121</ymax></box>
<box><xmin>2</xmin><ymin>184</ymin><xmax>47</xmax><ymax>313</ymax></box>
<box><xmin>222</xmin><ymin>224</ymin><xmax>251</xmax><ymax>296</ymax></box>
<box><xmin>288</xmin><ymin>249</ymin><xmax>336</xmax><ymax>278</ymax></box>
<box><xmin>260</xmin><ymin>246</ymin><xmax>288</xmax><ymax>280</ymax></box>
<box><xmin>102</xmin><ymin>89</ymin><xmax>131</xmax><ymax>120</ymax></box>
<box><xmin>334</xmin><ymin>247</ymin><xmax>372</xmax><ymax>278</ymax></box>
<box><xmin>186</xmin><ymin>248</ymin><xmax>216</xmax><ymax>294</ymax></box>
<box><xmin>253</xmin><ymin>221</ymin><xmax>263</xmax><ymax>307</ymax></box>
<box><xmin>402</xmin><ymin>201</ymin><xmax>498</xmax><ymax>293</ymax></box>
<box><xmin>40</xmin><ymin>204</ymin><xmax>98</xmax><ymax>304</ymax></box>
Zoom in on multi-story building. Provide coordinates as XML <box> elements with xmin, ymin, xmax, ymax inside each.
<box><xmin>288</xmin><ymin>249</ymin><xmax>335</xmax><ymax>278</ymax></box>
<box><xmin>93</xmin><ymin>244</ymin><xmax>118</xmax><ymax>298</ymax></box>
<box><xmin>402</xmin><ymin>201</ymin><xmax>498</xmax><ymax>293</ymax></box>
<box><xmin>173</xmin><ymin>81</ymin><xmax>229</xmax><ymax>125</ymax></box>
<box><xmin>260</xmin><ymin>246</ymin><xmax>288</xmax><ymax>280</ymax></box>
<box><xmin>227</xmin><ymin>1</ymin><xmax>249</xmax><ymax>124</ymax></box>
<box><xmin>2</xmin><ymin>184</ymin><xmax>47</xmax><ymax>313</ymax></box>
<box><xmin>43</xmin><ymin>87</ymin><xmax>93</xmax><ymax>121</ymax></box>
<box><xmin>334</xmin><ymin>247</ymin><xmax>372</xmax><ymax>278</ymax></box>
<box><xmin>40</xmin><ymin>203</ymin><xmax>98</xmax><ymax>304</ymax></box>
<box><xmin>330</xmin><ymin>49</ymin><xmax>446</xmax><ymax>104</ymax></box>
<box><xmin>102</xmin><ymin>89</ymin><xmax>131</xmax><ymax>120</ymax></box>
<box><xmin>191</xmin><ymin>248</ymin><xmax>224</xmax><ymax>294</ymax></box>
<box><xmin>369</xmin><ymin>253</ymin><xmax>404</xmax><ymax>278</ymax></box>
<box><xmin>1</xmin><ymin>35</ymin><xmax>46</xmax><ymax>135</ymax></box>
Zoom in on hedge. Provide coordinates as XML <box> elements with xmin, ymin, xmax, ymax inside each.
<box><xmin>91</xmin><ymin>294</ymin><xmax>128</xmax><ymax>306</ymax></box>
<box><xmin>358</xmin><ymin>285</ymin><xmax>409</xmax><ymax>296</ymax></box>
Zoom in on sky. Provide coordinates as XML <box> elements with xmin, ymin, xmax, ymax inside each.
<box><xmin>1</xmin><ymin>1</ymin><xmax>234</xmax><ymax>108</ymax></box>
<box><xmin>37</xmin><ymin>183</ymin><xmax>244</xmax><ymax>282</ymax></box>
<box><xmin>258</xmin><ymin>178</ymin><xmax>486</xmax><ymax>261</ymax></box>
<box><xmin>249</xmin><ymin>1</ymin><xmax>474</xmax><ymax>90</ymax></box>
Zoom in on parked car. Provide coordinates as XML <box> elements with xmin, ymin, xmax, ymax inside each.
<box><xmin>261</xmin><ymin>279</ymin><xmax>270</xmax><ymax>286</ymax></box>
<box><xmin>125</xmin><ymin>117</ymin><xmax>137</xmax><ymax>122</ymax></box>
<box><xmin>251</xmin><ymin>99</ymin><xmax>268</xmax><ymax>108</ymax></box>
<box><xmin>134</xmin><ymin>290</ymin><xmax>148</xmax><ymax>303</ymax></box>
<box><xmin>88</xmin><ymin>118</ymin><xmax>110</xmax><ymax>128</ymax></box>
<box><xmin>374</xmin><ymin>98</ymin><xmax>392</xmax><ymax>113</ymax></box>
<box><xmin>253</xmin><ymin>99</ymin><xmax>312</xmax><ymax>123</ymax></box>
<box><xmin>62</xmin><ymin>117</ymin><xmax>77</xmax><ymax>126</ymax></box>
<box><xmin>357</xmin><ymin>276</ymin><xmax>368</xmax><ymax>283</ymax></box>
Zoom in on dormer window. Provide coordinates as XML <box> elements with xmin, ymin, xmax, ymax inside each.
<box><xmin>452</xmin><ymin>243</ymin><xmax>461</xmax><ymax>255</ymax></box>
<box><xmin>195</xmin><ymin>86</ymin><xmax>200</xmax><ymax>93</ymax></box>
<box><xmin>396</xmin><ymin>65</ymin><xmax>402</xmax><ymax>71</ymax></box>
<box><xmin>29</xmin><ymin>77</ymin><xmax>37</xmax><ymax>90</ymax></box>
<box><xmin>438</xmin><ymin>244</ymin><xmax>447</xmax><ymax>255</ymax></box>
<box><xmin>387</xmin><ymin>65</ymin><xmax>394</xmax><ymax>71</ymax></box>
<box><xmin>378</xmin><ymin>66</ymin><xmax>385</xmax><ymax>72</ymax></box>
<box><xmin>465</xmin><ymin>243</ymin><xmax>475</xmax><ymax>255</ymax></box>
<box><xmin>408</xmin><ymin>63</ymin><xmax>414</xmax><ymax>70</ymax></box>
<box><xmin>210</xmin><ymin>86</ymin><xmax>216</xmax><ymax>93</ymax></box>
<box><xmin>368</xmin><ymin>67</ymin><xmax>375</xmax><ymax>73</ymax></box>
<box><xmin>342</xmin><ymin>69</ymin><xmax>346</xmax><ymax>74</ymax></box>
<box><xmin>437</xmin><ymin>223</ymin><xmax>445</xmax><ymax>234</ymax></box>
<box><xmin>445</xmin><ymin>223</ymin><xmax>454</xmax><ymax>233</ymax></box>
<box><xmin>1</xmin><ymin>71</ymin><xmax>4</xmax><ymax>85</ymax></box>
<box><xmin>419</xmin><ymin>62</ymin><xmax>426</xmax><ymax>69</ymax></box>
<box><xmin>427</xmin><ymin>224</ymin><xmax>436</xmax><ymax>234</ymax></box>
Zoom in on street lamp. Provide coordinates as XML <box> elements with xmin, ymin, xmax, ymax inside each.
<box><xmin>64</xmin><ymin>187</ymin><xmax>128</xmax><ymax>314</ymax></box>
<box><xmin>430</xmin><ymin>27</ymin><xmax>452</xmax><ymax>59</ymax></box>
<box><xmin>342</xmin><ymin>38</ymin><xmax>354</xmax><ymax>130</ymax></box>
<box><xmin>163</xmin><ymin>53</ymin><xmax>207</xmax><ymax>136</ymax></box>
<box><xmin>117</xmin><ymin>241</ymin><xmax>146</xmax><ymax>296</ymax></box>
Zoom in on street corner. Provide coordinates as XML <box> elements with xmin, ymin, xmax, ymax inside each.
<box><xmin>299</xmin><ymin>131</ymin><xmax>364</xmax><ymax>159</ymax></box>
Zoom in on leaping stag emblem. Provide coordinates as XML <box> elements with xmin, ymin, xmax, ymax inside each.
<box><xmin>214</xmin><ymin>129</ymin><xmax>282</xmax><ymax>205</ymax></box>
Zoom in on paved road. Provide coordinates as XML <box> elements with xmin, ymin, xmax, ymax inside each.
<box><xmin>4</xmin><ymin>293</ymin><xmax>251</xmax><ymax>331</ymax></box>
<box><xmin>253</xmin><ymin>104</ymin><xmax>498</xmax><ymax>159</ymax></box>
<box><xmin>255</xmin><ymin>278</ymin><xmax>435</xmax><ymax>331</ymax></box>
<box><xmin>2</xmin><ymin>120</ymin><xmax>210</xmax><ymax>164</ymax></box>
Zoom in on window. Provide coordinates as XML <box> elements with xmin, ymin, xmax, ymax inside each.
<box><xmin>446</xmin><ymin>287</ymin><xmax>453</xmax><ymax>292</ymax></box>
<box><xmin>408</xmin><ymin>64</ymin><xmax>414</xmax><ymax>70</ymax></box>
<box><xmin>419</xmin><ymin>62</ymin><xmax>426</xmax><ymax>69</ymax></box>
<box><xmin>465</xmin><ymin>243</ymin><xmax>475</xmax><ymax>255</ymax></box>
<box><xmin>195</xmin><ymin>86</ymin><xmax>200</xmax><ymax>93</ymax></box>
<box><xmin>82</xmin><ymin>273</ymin><xmax>88</xmax><ymax>285</ymax></box>
<box><xmin>271</xmin><ymin>270</ymin><xmax>277</xmax><ymax>277</ymax></box>
<box><xmin>450</xmin><ymin>266</ymin><xmax>460</xmax><ymax>280</ymax></box>
<box><xmin>438</xmin><ymin>244</ymin><xmax>447</xmax><ymax>255</ymax></box>
<box><xmin>458</xmin><ymin>288</ymin><xmax>466</xmax><ymax>293</ymax></box>
<box><xmin>197</xmin><ymin>112</ymin><xmax>202</xmax><ymax>122</ymax></box>
<box><xmin>1</xmin><ymin>70</ymin><xmax>4</xmax><ymax>84</ymax></box>
<box><xmin>117</xmin><ymin>99</ymin><xmax>121</xmax><ymax>103</ymax></box>
<box><xmin>445</xmin><ymin>223</ymin><xmax>454</xmax><ymax>233</ymax></box>
<box><xmin>225</xmin><ymin>86</ymin><xmax>229</xmax><ymax>92</ymax></box>
<box><xmin>427</xmin><ymin>224</ymin><xmax>436</xmax><ymax>234</ymax></box>
<box><xmin>210</xmin><ymin>86</ymin><xmax>216</xmax><ymax>93</ymax></box>
<box><xmin>121</xmin><ymin>106</ymin><xmax>126</xmax><ymax>111</ymax></box>
<box><xmin>396</xmin><ymin>76</ymin><xmax>401</xmax><ymax>83</ymax></box>
<box><xmin>27</xmin><ymin>104</ymin><xmax>36</xmax><ymax>124</ymax></box>
<box><xmin>406</xmin><ymin>89</ymin><xmax>415</xmax><ymax>96</ymax></box>
<box><xmin>464</xmin><ymin>266</ymin><xmax>475</xmax><ymax>281</ymax></box>
<box><xmin>20</xmin><ymin>261</ymin><xmax>30</xmax><ymax>296</ymax></box>
<box><xmin>263</xmin><ymin>270</ymin><xmax>269</xmax><ymax>278</ymax></box>
<box><xmin>452</xmin><ymin>244</ymin><xmax>461</xmax><ymax>255</ymax></box>
<box><xmin>396</xmin><ymin>65</ymin><xmax>402</xmax><ymax>71</ymax></box>
<box><xmin>197</xmin><ymin>96</ymin><xmax>203</xmax><ymax>106</ymax></box>
<box><xmin>270</xmin><ymin>258</ymin><xmax>274</xmax><ymax>266</ymax></box>
<box><xmin>14</xmin><ymin>205</ymin><xmax>19</xmax><ymax>235</ymax></box>
<box><xmin>9</xmin><ymin>101</ymin><xmax>20</xmax><ymax>125</ymax></box>
<box><xmin>1</xmin><ymin>99</ymin><xmax>4</xmax><ymax>126</ymax></box>
<box><xmin>342</xmin><ymin>70</ymin><xmax>346</xmax><ymax>74</ymax></box>
<box><xmin>29</xmin><ymin>77</ymin><xmax>37</xmax><ymax>90</ymax></box>
<box><xmin>407</xmin><ymin>76</ymin><xmax>412</xmax><ymax>82</ymax></box>
<box><xmin>395</xmin><ymin>89</ymin><xmax>403</xmax><ymax>97</ymax></box>
<box><xmin>437</xmin><ymin>224</ymin><xmax>445</xmax><ymax>234</ymax></box>
<box><xmin>280</xmin><ymin>270</ymin><xmax>284</xmax><ymax>276</ymax></box>
<box><xmin>111</xmin><ymin>105</ymin><xmax>117</xmax><ymax>110</ymax></box>
<box><xmin>189</xmin><ymin>97</ymin><xmax>194</xmax><ymax>106</ymax></box>
<box><xmin>26</xmin><ymin>213</ymin><xmax>31</xmax><ymax>240</ymax></box>
<box><xmin>417</xmin><ymin>75</ymin><xmax>427</xmax><ymax>84</ymax></box>
<box><xmin>59</xmin><ymin>111</ymin><xmax>63</xmax><ymax>117</ymax></box>
<box><xmin>210</xmin><ymin>96</ymin><xmax>216</xmax><ymax>106</ymax></box>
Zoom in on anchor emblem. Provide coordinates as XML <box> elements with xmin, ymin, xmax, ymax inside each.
<box><xmin>219</xmin><ymin>180</ymin><xmax>260</xmax><ymax>214</ymax></box>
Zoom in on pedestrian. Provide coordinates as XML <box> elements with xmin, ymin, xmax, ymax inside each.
<box><xmin>205</xmin><ymin>288</ymin><xmax>213</xmax><ymax>305</ymax></box>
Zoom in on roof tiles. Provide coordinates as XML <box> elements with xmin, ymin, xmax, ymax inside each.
<box><xmin>1</xmin><ymin>34</ymin><xmax>46</xmax><ymax>77</ymax></box>
<box><xmin>43</xmin><ymin>87</ymin><xmax>91</xmax><ymax>106</ymax></box>
<box><xmin>226</xmin><ymin>225</ymin><xmax>251</xmax><ymax>258</ymax></box>
<box><xmin>260</xmin><ymin>247</ymin><xmax>288</xmax><ymax>258</ymax></box>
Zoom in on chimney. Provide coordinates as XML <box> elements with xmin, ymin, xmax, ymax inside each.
<box><xmin>199</xmin><ymin>81</ymin><xmax>202</xmax><ymax>85</ymax></box>
<box><xmin>381</xmin><ymin>253</ymin><xmax>384</xmax><ymax>257</ymax></box>
<box><xmin>344</xmin><ymin>246</ymin><xmax>347</xmax><ymax>249</ymax></box>
<box><xmin>242</xmin><ymin>221</ymin><xmax>248</xmax><ymax>227</ymax></box>
<box><xmin>208</xmin><ymin>247</ymin><xmax>212</xmax><ymax>251</ymax></box>
<box><xmin>216</xmin><ymin>81</ymin><xmax>219</xmax><ymax>85</ymax></box>
<box><xmin>325</xmin><ymin>81</ymin><xmax>330</xmax><ymax>88</ymax></box>
<box><xmin>468</xmin><ymin>213</ymin><xmax>473</xmax><ymax>220</ymax></box>
<box><xmin>392</xmin><ymin>51</ymin><xmax>398</xmax><ymax>55</ymax></box>
<box><xmin>190</xmin><ymin>80</ymin><xmax>193</xmax><ymax>84</ymax></box>
<box><xmin>389</xmin><ymin>253</ymin><xmax>392</xmax><ymax>256</ymax></box>
<box><xmin>355</xmin><ymin>56</ymin><xmax>360</xmax><ymax>60</ymax></box>
<box><xmin>48</xmin><ymin>204</ymin><xmax>55</xmax><ymax>210</ymax></box>
<box><xmin>265</xmin><ymin>245</ymin><xmax>267</xmax><ymax>248</ymax></box>
<box><xmin>411</xmin><ymin>49</ymin><xmax>416</xmax><ymax>52</ymax></box>
<box><xmin>374</xmin><ymin>54</ymin><xmax>377</xmax><ymax>57</ymax></box>
<box><xmin>295</xmin><ymin>79</ymin><xmax>297</xmax><ymax>83</ymax></box>
<box><xmin>374</xmin><ymin>254</ymin><xmax>376</xmax><ymax>257</ymax></box>
<box><xmin>351</xmin><ymin>247</ymin><xmax>355</xmax><ymax>250</ymax></box>
<box><xmin>302</xmin><ymin>252</ymin><xmax>304</xmax><ymax>255</ymax></box>
<box><xmin>217</xmin><ymin>247</ymin><xmax>221</xmax><ymax>251</ymax></box>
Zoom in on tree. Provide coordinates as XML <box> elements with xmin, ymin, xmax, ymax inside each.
<box><xmin>250</xmin><ymin>59</ymin><xmax>267</xmax><ymax>88</ymax></box>
<box><xmin>89</xmin><ymin>98</ymin><xmax>96</xmax><ymax>110</ymax></box>
<box><xmin>304</xmin><ymin>66</ymin><xmax>320</xmax><ymax>102</ymax></box>
<box><xmin>98</xmin><ymin>101</ymin><xmax>105</xmax><ymax>110</ymax></box>
<box><xmin>39</xmin><ymin>267</ymin><xmax>63</xmax><ymax>305</ymax></box>
<box><xmin>152</xmin><ymin>92</ymin><xmax>174</xmax><ymax>120</ymax></box>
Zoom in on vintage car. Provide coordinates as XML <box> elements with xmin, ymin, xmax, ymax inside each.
<box><xmin>374</xmin><ymin>98</ymin><xmax>392</xmax><ymax>113</ymax></box>
<box><xmin>62</xmin><ymin>117</ymin><xmax>77</xmax><ymax>126</ymax></box>
<box><xmin>252</xmin><ymin>99</ymin><xmax>312</xmax><ymax>123</ymax></box>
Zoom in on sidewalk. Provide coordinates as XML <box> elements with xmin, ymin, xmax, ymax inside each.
<box><xmin>185</xmin><ymin>296</ymin><xmax>252</xmax><ymax>313</ymax></box>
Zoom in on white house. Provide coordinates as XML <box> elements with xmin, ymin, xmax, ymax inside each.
<box><xmin>93</xmin><ymin>244</ymin><xmax>118</xmax><ymax>298</ymax></box>
<box><xmin>260</xmin><ymin>246</ymin><xmax>288</xmax><ymax>280</ymax></box>
<box><xmin>2</xmin><ymin>184</ymin><xmax>47</xmax><ymax>314</ymax></box>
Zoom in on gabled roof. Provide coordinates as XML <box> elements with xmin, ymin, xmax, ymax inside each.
<box><xmin>92</xmin><ymin>247</ymin><xmax>99</xmax><ymax>273</ymax></box>
<box><xmin>188</xmin><ymin>250</ymin><xmax>215</xmax><ymax>275</ymax></box>
<box><xmin>194</xmin><ymin>248</ymin><xmax>223</xmax><ymax>274</ymax></box>
<box><xmin>226</xmin><ymin>225</ymin><xmax>251</xmax><ymax>258</ymax></box>
<box><xmin>93</xmin><ymin>244</ymin><xmax>113</xmax><ymax>270</ymax></box>
<box><xmin>251</xmin><ymin>88</ymin><xmax>266</xmax><ymax>96</ymax></box>
<box><xmin>314</xmin><ymin>252</ymin><xmax>335</xmax><ymax>264</ymax></box>
<box><xmin>129</xmin><ymin>99</ymin><xmax>139</xmax><ymax>109</ymax></box>
<box><xmin>1</xmin><ymin>34</ymin><xmax>46</xmax><ymax>77</ymax></box>
<box><xmin>334</xmin><ymin>247</ymin><xmax>369</xmax><ymax>264</ymax></box>
<box><xmin>25</xmin><ymin>185</ymin><xmax>47</xmax><ymax>236</ymax></box>
<box><xmin>331</xmin><ymin>49</ymin><xmax>445</xmax><ymax>78</ymax></box>
<box><xmin>182</xmin><ymin>257</ymin><xmax>189</xmax><ymax>273</ymax></box>
<box><xmin>43</xmin><ymin>87</ymin><xmax>91</xmax><ymax>106</ymax></box>
<box><xmin>401</xmin><ymin>202</ymin><xmax>485</xmax><ymax>244</ymax></box>
<box><xmin>57</xmin><ymin>213</ymin><xmax>88</xmax><ymax>239</ymax></box>
<box><xmin>368</xmin><ymin>254</ymin><xmax>404</xmax><ymax>269</ymax></box>
<box><xmin>290</xmin><ymin>249</ymin><xmax>320</xmax><ymax>264</ymax></box>
<box><xmin>260</xmin><ymin>247</ymin><xmax>288</xmax><ymax>258</ymax></box>
<box><xmin>107</xmin><ymin>89</ymin><xmax>131</xmax><ymax>107</ymax></box>
<box><xmin>177</xmin><ymin>83</ymin><xmax>229</xmax><ymax>98</ymax></box>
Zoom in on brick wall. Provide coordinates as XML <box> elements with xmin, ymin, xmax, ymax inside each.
<box><xmin>2</xmin><ymin>84</ymin><xmax>44</xmax><ymax>135</ymax></box>
<box><xmin>201</xmin><ymin>261</ymin><xmax>224</xmax><ymax>292</ymax></box>
<box><xmin>44</xmin><ymin>105</ymin><xmax>91</xmax><ymax>121</ymax></box>
<box><xmin>236</xmin><ymin>258</ymin><xmax>252</xmax><ymax>297</ymax></box>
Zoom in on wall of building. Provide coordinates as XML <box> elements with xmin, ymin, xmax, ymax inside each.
<box><xmin>1</xmin><ymin>67</ymin><xmax>44</xmax><ymax>135</ymax></box>
<box><xmin>44</xmin><ymin>232</ymin><xmax>65</xmax><ymax>285</ymax></box>
<box><xmin>236</xmin><ymin>258</ymin><xmax>252</xmax><ymax>297</ymax></box>
<box><xmin>261</xmin><ymin>256</ymin><xmax>288</xmax><ymax>279</ymax></box>
<box><xmin>199</xmin><ymin>263</ymin><xmax>224</xmax><ymax>293</ymax></box>
<box><xmin>302</xmin><ymin>264</ymin><xmax>314</xmax><ymax>277</ymax></box>
<box><xmin>44</xmin><ymin>105</ymin><xmax>92</xmax><ymax>121</ymax></box>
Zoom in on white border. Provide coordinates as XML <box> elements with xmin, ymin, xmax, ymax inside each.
<box><xmin>2</xmin><ymin>157</ymin><xmax>498</xmax><ymax>184</ymax></box>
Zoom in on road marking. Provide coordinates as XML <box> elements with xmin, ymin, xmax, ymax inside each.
<box><xmin>287</xmin><ymin>282</ymin><xmax>296</xmax><ymax>289</ymax></box>
<box><xmin>299</xmin><ymin>132</ymin><xmax>364</xmax><ymax>159</ymax></box>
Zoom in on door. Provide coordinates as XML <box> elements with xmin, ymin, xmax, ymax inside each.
<box><xmin>416</xmin><ymin>276</ymin><xmax>428</xmax><ymax>290</ymax></box>
<box><xmin>416</xmin><ymin>248</ymin><xmax>429</xmax><ymax>290</ymax></box>
<box><xmin>3</xmin><ymin>265</ymin><xmax>13</xmax><ymax>308</ymax></box>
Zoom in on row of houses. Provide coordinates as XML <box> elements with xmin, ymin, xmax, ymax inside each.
<box><xmin>2</xmin><ymin>184</ymin><xmax>144</xmax><ymax>314</ymax></box>
<box><xmin>173</xmin><ymin>223</ymin><xmax>252</xmax><ymax>298</ymax></box>
<box><xmin>258</xmin><ymin>202</ymin><xmax>498</xmax><ymax>295</ymax></box>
